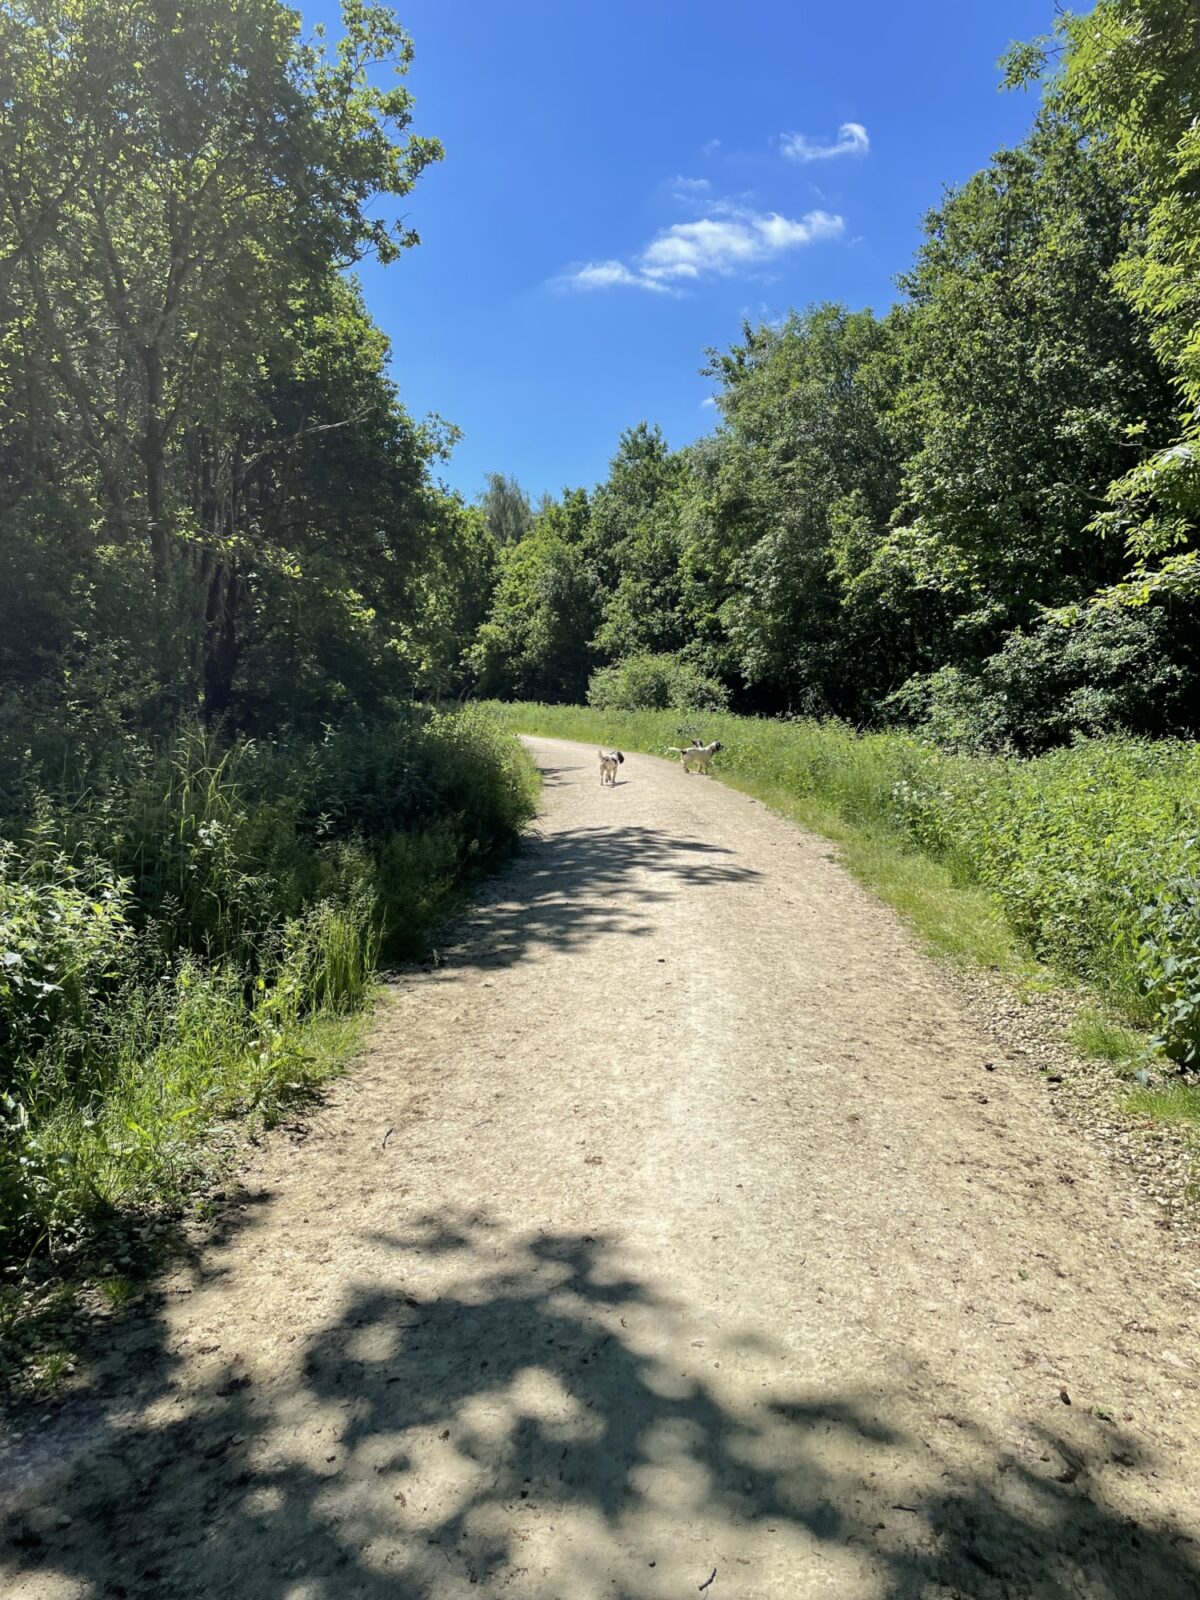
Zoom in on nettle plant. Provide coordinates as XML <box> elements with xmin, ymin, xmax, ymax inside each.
<box><xmin>1135</xmin><ymin>869</ymin><xmax>1200</xmax><ymax>1067</ymax></box>
<box><xmin>0</xmin><ymin>838</ymin><xmax>133</xmax><ymax>1057</ymax></box>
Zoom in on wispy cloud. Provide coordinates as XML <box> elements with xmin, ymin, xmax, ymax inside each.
<box><xmin>557</xmin><ymin>203</ymin><xmax>844</xmax><ymax>295</ymax></box>
<box><xmin>781</xmin><ymin>121</ymin><xmax>869</xmax><ymax>163</ymax></box>
<box><xmin>564</xmin><ymin>259</ymin><xmax>673</xmax><ymax>294</ymax></box>
<box><xmin>700</xmin><ymin>395</ymin><xmax>718</xmax><ymax>409</ymax></box>
<box><xmin>672</xmin><ymin>175</ymin><xmax>711</xmax><ymax>197</ymax></box>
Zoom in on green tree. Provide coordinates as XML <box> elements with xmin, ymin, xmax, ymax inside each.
<box><xmin>479</xmin><ymin>473</ymin><xmax>534</xmax><ymax>547</ymax></box>
<box><xmin>0</xmin><ymin>0</ymin><xmax>441</xmax><ymax>716</ymax></box>
<box><xmin>699</xmin><ymin>305</ymin><xmax>903</xmax><ymax>712</ymax></box>
<box><xmin>469</xmin><ymin>489</ymin><xmax>600</xmax><ymax>701</ymax></box>
<box><xmin>587</xmin><ymin>423</ymin><xmax>689</xmax><ymax>660</ymax></box>
<box><xmin>880</xmin><ymin>114</ymin><xmax>1177</xmax><ymax>651</ymax></box>
<box><xmin>1007</xmin><ymin>1</ymin><xmax>1200</xmax><ymax>604</ymax></box>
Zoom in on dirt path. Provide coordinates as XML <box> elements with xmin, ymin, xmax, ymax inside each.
<box><xmin>4</xmin><ymin>735</ymin><xmax>1200</xmax><ymax>1599</ymax></box>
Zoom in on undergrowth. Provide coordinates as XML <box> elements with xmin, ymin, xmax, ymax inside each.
<box><xmin>485</xmin><ymin>702</ymin><xmax>1200</xmax><ymax>1126</ymax></box>
<box><xmin>0</xmin><ymin>707</ymin><xmax>537</xmax><ymax>1268</ymax></box>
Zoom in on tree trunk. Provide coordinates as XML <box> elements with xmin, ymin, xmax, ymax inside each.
<box><xmin>202</xmin><ymin>558</ymin><xmax>242</xmax><ymax>723</ymax></box>
<box><xmin>141</xmin><ymin>343</ymin><xmax>169</xmax><ymax>588</ymax></box>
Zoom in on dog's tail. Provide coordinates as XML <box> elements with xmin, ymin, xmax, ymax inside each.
<box><xmin>617</xmin><ymin>751</ymin><xmax>624</xmax><ymax>764</ymax></box>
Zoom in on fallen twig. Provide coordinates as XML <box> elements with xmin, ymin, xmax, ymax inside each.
<box><xmin>382</xmin><ymin>1126</ymin><xmax>394</xmax><ymax>1150</ymax></box>
<box><xmin>699</xmin><ymin>1568</ymin><xmax>716</xmax><ymax>1591</ymax></box>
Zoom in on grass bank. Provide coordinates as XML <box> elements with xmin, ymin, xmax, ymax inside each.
<box><xmin>485</xmin><ymin>701</ymin><xmax>1200</xmax><ymax>1124</ymax></box>
<box><xmin>0</xmin><ymin>707</ymin><xmax>538</xmax><ymax>1271</ymax></box>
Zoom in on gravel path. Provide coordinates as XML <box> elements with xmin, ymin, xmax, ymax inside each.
<box><xmin>3</xmin><ymin>735</ymin><xmax>1200</xmax><ymax>1599</ymax></box>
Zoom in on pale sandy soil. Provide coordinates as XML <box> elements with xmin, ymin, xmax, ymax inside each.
<box><xmin>2</xmin><ymin>735</ymin><xmax>1199</xmax><ymax>1599</ymax></box>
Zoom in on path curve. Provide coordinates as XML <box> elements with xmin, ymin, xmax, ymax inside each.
<box><xmin>3</xmin><ymin>735</ymin><xmax>1200</xmax><ymax>1599</ymax></box>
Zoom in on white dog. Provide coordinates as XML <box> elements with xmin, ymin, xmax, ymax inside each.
<box><xmin>598</xmin><ymin>749</ymin><xmax>624</xmax><ymax>786</ymax></box>
<box><xmin>666</xmin><ymin>740</ymin><xmax>722</xmax><ymax>775</ymax></box>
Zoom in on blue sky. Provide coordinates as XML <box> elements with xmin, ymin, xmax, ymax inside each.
<box><xmin>306</xmin><ymin>1</ymin><xmax>1055</xmax><ymax>504</ymax></box>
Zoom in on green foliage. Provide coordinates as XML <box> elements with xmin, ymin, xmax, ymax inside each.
<box><xmin>588</xmin><ymin>424</ymin><xmax>691</xmax><ymax>661</ymax></box>
<box><xmin>0</xmin><ymin>845</ymin><xmax>133</xmax><ymax>1058</ymax></box>
<box><xmin>882</xmin><ymin>115</ymin><xmax>1176</xmax><ymax>644</ymax></box>
<box><xmin>0</xmin><ymin>709</ymin><xmax>537</xmax><ymax>1259</ymax></box>
<box><xmin>479</xmin><ymin>474</ymin><xmax>534</xmax><ymax>547</ymax></box>
<box><xmin>701</xmin><ymin>306</ymin><xmax>905</xmax><ymax>711</ymax></box>
<box><xmin>1135</xmin><ymin>875</ymin><xmax>1200</xmax><ymax>1066</ymax></box>
<box><xmin>1008</xmin><ymin>2</ymin><xmax>1200</xmax><ymax>604</ymax></box>
<box><xmin>586</xmin><ymin>652</ymin><xmax>728</xmax><ymax>714</ymax></box>
<box><xmin>0</xmin><ymin>0</ymin><xmax>490</xmax><ymax>729</ymax></box>
<box><xmin>468</xmin><ymin>489</ymin><xmax>600</xmax><ymax>701</ymax></box>
<box><xmin>488</xmin><ymin>702</ymin><xmax>1200</xmax><ymax>1063</ymax></box>
<box><xmin>889</xmin><ymin>608</ymin><xmax>1189</xmax><ymax>754</ymax></box>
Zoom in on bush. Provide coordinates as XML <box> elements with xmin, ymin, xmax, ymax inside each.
<box><xmin>888</xmin><ymin>608</ymin><xmax>1191</xmax><ymax>755</ymax></box>
<box><xmin>0</xmin><ymin>707</ymin><xmax>537</xmax><ymax>1261</ymax></box>
<box><xmin>587</xmin><ymin>652</ymin><xmax>729</xmax><ymax>714</ymax></box>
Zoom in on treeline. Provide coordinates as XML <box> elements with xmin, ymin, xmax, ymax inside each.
<box><xmin>472</xmin><ymin>0</ymin><xmax>1200</xmax><ymax>754</ymax></box>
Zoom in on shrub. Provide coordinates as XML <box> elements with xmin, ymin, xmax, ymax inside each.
<box><xmin>1135</xmin><ymin>872</ymin><xmax>1200</xmax><ymax>1066</ymax></box>
<box><xmin>888</xmin><ymin>608</ymin><xmax>1190</xmax><ymax>755</ymax></box>
<box><xmin>0</xmin><ymin>706</ymin><xmax>537</xmax><ymax>1262</ymax></box>
<box><xmin>0</xmin><ymin>842</ymin><xmax>133</xmax><ymax>1057</ymax></box>
<box><xmin>587</xmin><ymin>652</ymin><xmax>729</xmax><ymax>714</ymax></box>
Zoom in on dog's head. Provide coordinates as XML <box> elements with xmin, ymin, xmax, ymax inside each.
<box><xmin>711</xmin><ymin>741</ymin><xmax>723</xmax><ymax>753</ymax></box>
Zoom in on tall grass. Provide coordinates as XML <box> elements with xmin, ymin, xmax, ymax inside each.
<box><xmin>0</xmin><ymin>707</ymin><xmax>538</xmax><ymax>1261</ymax></box>
<box><xmin>485</xmin><ymin>702</ymin><xmax>1200</xmax><ymax>1069</ymax></box>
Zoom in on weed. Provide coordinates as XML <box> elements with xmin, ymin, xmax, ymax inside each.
<box><xmin>1069</xmin><ymin>1008</ymin><xmax>1147</xmax><ymax>1069</ymax></box>
<box><xmin>98</xmin><ymin>1275</ymin><xmax>137</xmax><ymax>1309</ymax></box>
<box><xmin>30</xmin><ymin>1349</ymin><xmax>74</xmax><ymax>1390</ymax></box>
<box><xmin>1125</xmin><ymin>1083</ymin><xmax>1200</xmax><ymax>1132</ymax></box>
<box><xmin>0</xmin><ymin>708</ymin><xmax>538</xmax><ymax>1271</ymax></box>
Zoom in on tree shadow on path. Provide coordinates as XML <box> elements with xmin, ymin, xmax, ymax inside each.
<box><xmin>4</xmin><ymin>1208</ymin><xmax>1198</xmax><ymax>1599</ymax></box>
<box><xmin>440</xmin><ymin>822</ymin><xmax>761</xmax><ymax>971</ymax></box>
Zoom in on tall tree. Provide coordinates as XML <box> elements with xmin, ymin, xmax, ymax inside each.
<box><xmin>700</xmin><ymin>306</ymin><xmax>903</xmax><ymax>712</ymax></box>
<box><xmin>469</xmin><ymin>489</ymin><xmax>599</xmax><ymax>701</ymax></box>
<box><xmin>1006</xmin><ymin>1</ymin><xmax>1200</xmax><ymax>604</ymax></box>
<box><xmin>0</xmin><ymin>0</ymin><xmax>441</xmax><ymax>715</ymax></box>
<box><xmin>479</xmin><ymin>473</ymin><xmax>534</xmax><ymax>547</ymax></box>
<box><xmin>880</xmin><ymin>114</ymin><xmax>1177</xmax><ymax>652</ymax></box>
<box><xmin>587</xmin><ymin>423</ymin><xmax>688</xmax><ymax>660</ymax></box>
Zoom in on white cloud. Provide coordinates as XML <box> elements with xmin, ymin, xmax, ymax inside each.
<box><xmin>700</xmin><ymin>396</ymin><xmax>718</xmax><ymax>409</ymax></box>
<box><xmin>781</xmin><ymin>121</ymin><xmax>869</xmax><ymax>163</ymax></box>
<box><xmin>640</xmin><ymin>207</ymin><xmax>843</xmax><ymax>282</ymax></box>
<box><xmin>561</xmin><ymin>259</ymin><xmax>673</xmax><ymax>294</ymax></box>
<box><xmin>672</xmin><ymin>175</ymin><xmax>711</xmax><ymax>196</ymax></box>
<box><xmin>558</xmin><ymin>203</ymin><xmax>844</xmax><ymax>295</ymax></box>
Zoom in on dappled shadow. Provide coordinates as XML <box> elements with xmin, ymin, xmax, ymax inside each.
<box><xmin>440</xmin><ymin>822</ymin><xmax>759</xmax><ymax>970</ymax></box>
<box><xmin>534</xmin><ymin>762</ymin><xmax>587</xmax><ymax>788</ymax></box>
<box><xmin>5</xmin><ymin>1207</ymin><xmax>1198</xmax><ymax>1598</ymax></box>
